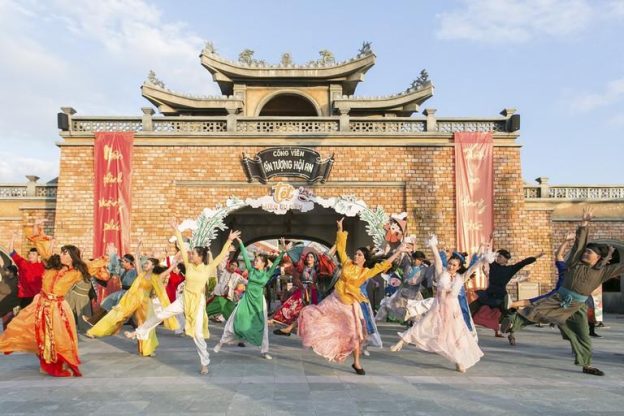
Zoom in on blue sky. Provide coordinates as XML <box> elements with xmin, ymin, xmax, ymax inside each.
<box><xmin>1</xmin><ymin>0</ymin><xmax>622</xmax><ymax>184</ymax></box>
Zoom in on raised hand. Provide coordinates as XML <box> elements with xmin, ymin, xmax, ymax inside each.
<box><xmin>336</xmin><ymin>217</ymin><xmax>344</xmax><ymax>231</ymax></box>
<box><xmin>581</xmin><ymin>208</ymin><xmax>593</xmax><ymax>225</ymax></box>
<box><xmin>228</xmin><ymin>230</ymin><xmax>241</xmax><ymax>241</ymax></box>
<box><xmin>426</xmin><ymin>234</ymin><xmax>438</xmax><ymax>248</ymax></box>
<box><xmin>535</xmin><ymin>250</ymin><xmax>545</xmax><ymax>259</ymax></box>
<box><xmin>564</xmin><ymin>232</ymin><xmax>576</xmax><ymax>242</ymax></box>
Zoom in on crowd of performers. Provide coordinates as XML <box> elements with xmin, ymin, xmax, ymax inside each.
<box><xmin>0</xmin><ymin>209</ymin><xmax>621</xmax><ymax>378</ymax></box>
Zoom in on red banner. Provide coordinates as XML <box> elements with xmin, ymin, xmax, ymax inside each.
<box><xmin>454</xmin><ymin>132</ymin><xmax>493</xmax><ymax>294</ymax></box>
<box><xmin>93</xmin><ymin>132</ymin><xmax>134</xmax><ymax>258</ymax></box>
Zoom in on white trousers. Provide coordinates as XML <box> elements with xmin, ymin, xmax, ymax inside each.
<box><xmin>136</xmin><ymin>296</ymin><xmax>210</xmax><ymax>366</ymax></box>
<box><xmin>220</xmin><ymin>297</ymin><xmax>269</xmax><ymax>354</ymax></box>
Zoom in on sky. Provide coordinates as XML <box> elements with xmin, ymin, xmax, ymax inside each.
<box><xmin>0</xmin><ymin>0</ymin><xmax>623</xmax><ymax>185</ymax></box>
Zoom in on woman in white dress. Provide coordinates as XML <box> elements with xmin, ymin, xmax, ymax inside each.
<box><xmin>390</xmin><ymin>235</ymin><xmax>493</xmax><ymax>372</ymax></box>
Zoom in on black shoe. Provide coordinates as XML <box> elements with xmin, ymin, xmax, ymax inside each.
<box><xmin>582</xmin><ymin>366</ymin><xmax>605</xmax><ymax>376</ymax></box>
<box><xmin>237</xmin><ymin>342</ymin><xmax>246</xmax><ymax>347</ymax></box>
<box><xmin>589</xmin><ymin>331</ymin><xmax>602</xmax><ymax>338</ymax></box>
<box><xmin>351</xmin><ymin>364</ymin><xmax>365</xmax><ymax>375</ymax></box>
<box><xmin>500</xmin><ymin>317</ymin><xmax>512</xmax><ymax>334</ymax></box>
<box><xmin>273</xmin><ymin>328</ymin><xmax>291</xmax><ymax>337</ymax></box>
<box><xmin>508</xmin><ymin>334</ymin><xmax>516</xmax><ymax>346</ymax></box>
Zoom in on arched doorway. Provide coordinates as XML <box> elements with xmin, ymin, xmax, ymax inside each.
<box><xmin>594</xmin><ymin>239</ymin><xmax>624</xmax><ymax>313</ymax></box>
<box><xmin>178</xmin><ymin>185</ymin><xmax>394</xmax><ymax>257</ymax></box>
<box><xmin>257</xmin><ymin>93</ymin><xmax>320</xmax><ymax>116</ymax></box>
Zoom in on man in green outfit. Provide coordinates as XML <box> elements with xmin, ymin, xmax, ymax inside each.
<box><xmin>501</xmin><ymin>209</ymin><xmax>622</xmax><ymax>376</ymax></box>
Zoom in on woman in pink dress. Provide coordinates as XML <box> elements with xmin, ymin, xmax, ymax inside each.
<box><xmin>390</xmin><ymin>235</ymin><xmax>492</xmax><ymax>372</ymax></box>
<box><xmin>298</xmin><ymin>218</ymin><xmax>408</xmax><ymax>375</ymax></box>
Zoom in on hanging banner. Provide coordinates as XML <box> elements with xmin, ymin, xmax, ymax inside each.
<box><xmin>454</xmin><ymin>132</ymin><xmax>493</xmax><ymax>296</ymax></box>
<box><xmin>93</xmin><ymin>132</ymin><xmax>134</xmax><ymax>258</ymax></box>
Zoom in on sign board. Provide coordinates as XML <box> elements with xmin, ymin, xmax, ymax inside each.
<box><xmin>242</xmin><ymin>147</ymin><xmax>334</xmax><ymax>184</ymax></box>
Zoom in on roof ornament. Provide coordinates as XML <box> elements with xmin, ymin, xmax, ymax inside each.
<box><xmin>408</xmin><ymin>69</ymin><xmax>431</xmax><ymax>92</ymax></box>
<box><xmin>319</xmin><ymin>50</ymin><xmax>335</xmax><ymax>65</ymax></box>
<box><xmin>280</xmin><ymin>52</ymin><xmax>293</xmax><ymax>66</ymax></box>
<box><xmin>238</xmin><ymin>49</ymin><xmax>266</xmax><ymax>66</ymax></box>
<box><xmin>358</xmin><ymin>41</ymin><xmax>372</xmax><ymax>56</ymax></box>
<box><xmin>203</xmin><ymin>41</ymin><xmax>216</xmax><ymax>55</ymax></box>
<box><xmin>146</xmin><ymin>70</ymin><xmax>165</xmax><ymax>88</ymax></box>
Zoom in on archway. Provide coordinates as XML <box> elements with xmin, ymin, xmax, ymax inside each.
<box><xmin>257</xmin><ymin>92</ymin><xmax>320</xmax><ymax>116</ymax></box>
<box><xmin>177</xmin><ymin>185</ymin><xmax>395</xmax><ymax>257</ymax></box>
<box><xmin>593</xmin><ymin>239</ymin><xmax>624</xmax><ymax>313</ymax></box>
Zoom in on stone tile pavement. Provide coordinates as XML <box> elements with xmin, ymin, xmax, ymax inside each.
<box><xmin>1</xmin><ymin>315</ymin><xmax>624</xmax><ymax>415</ymax></box>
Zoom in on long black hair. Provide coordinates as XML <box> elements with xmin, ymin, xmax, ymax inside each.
<box><xmin>193</xmin><ymin>246</ymin><xmax>210</xmax><ymax>265</ymax></box>
<box><xmin>53</xmin><ymin>245</ymin><xmax>90</xmax><ymax>282</ymax></box>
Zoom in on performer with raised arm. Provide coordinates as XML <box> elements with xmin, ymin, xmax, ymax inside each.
<box><xmin>125</xmin><ymin>218</ymin><xmax>240</xmax><ymax>375</ymax></box>
<box><xmin>391</xmin><ymin>235</ymin><xmax>493</xmax><ymax>373</ymax></box>
<box><xmin>298</xmin><ymin>218</ymin><xmax>407</xmax><ymax>375</ymax></box>
<box><xmin>0</xmin><ymin>228</ymin><xmax>92</xmax><ymax>377</ymax></box>
<box><xmin>86</xmin><ymin>241</ymin><xmax>179</xmax><ymax>357</ymax></box>
<box><xmin>214</xmin><ymin>237</ymin><xmax>287</xmax><ymax>359</ymax></box>
<box><xmin>500</xmin><ymin>209</ymin><xmax>623</xmax><ymax>376</ymax></box>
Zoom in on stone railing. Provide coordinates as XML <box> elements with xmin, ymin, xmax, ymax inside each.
<box><xmin>236</xmin><ymin>118</ymin><xmax>339</xmax><ymax>134</ymax></box>
<box><xmin>524</xmin><ymin>178</ymin><xmax>624</xmax><ymax>200</ymax></box>
<box><xmin>67</xmin><ymin>112</ymin><xmax>514</xmax><ymax>135</ymax></box>
<box><xmin>0</xmin><ymin>182</ymin><xmax>57</xmax><ymax>199</ymax></box>
<box><xmin>72</xmin><ymin>117</ymin><xmax>144</xmax><ymax>133</ymax></box>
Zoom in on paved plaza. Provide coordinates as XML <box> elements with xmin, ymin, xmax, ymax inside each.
<box><xmin>1</xmin><ymin>315</ymin><xmax>624</xmax><ymax>416</ymax></box>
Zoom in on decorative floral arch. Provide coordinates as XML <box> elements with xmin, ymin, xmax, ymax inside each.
<box><xmin>177</xmin><ymin>185</ymin><xmax>392</xmax><ymax>250</ymax></box>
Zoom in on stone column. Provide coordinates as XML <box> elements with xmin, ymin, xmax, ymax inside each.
<box><xmin>536</xmin><ymin>177</ymin><xmax>550</xmax><ymax>199</ymax></box>
<box><xmin>60</xmin><ymin>107</ymin><xmax>77</xmax><ymax>132</ymax></box>
<box><xmin>141</xmin><ymin>107</ymin><xmax>155</xmax><ymax>131</ymax></box>
<box><xmin>25</xmin><ymin>175</ymin><xmax>39</xmax><ymax>197</ymax></box>
<box><xmin>423</xmin><ymin>108</ymin><xmax>437</xmax><ymax>131</ymax></box>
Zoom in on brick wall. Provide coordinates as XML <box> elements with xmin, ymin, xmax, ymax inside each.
<box><xmin>49</xmin><ymin>141</ymin><xmax>619</xmax><ymax>297</ymax></box>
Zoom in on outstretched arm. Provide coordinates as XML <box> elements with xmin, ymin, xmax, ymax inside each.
<box><xmin>567</xmin><ymin>209</ymin><xmax>592</xmax><ymax>266</ymax></box>
<box><xmin>335</xmin><ymin>218</ymin><xmax>350</xmax><ymax>265</ymax></box>
<box><xmin>170</xmin><ymin>218</ymin><xmax>189</xmax><ymax>266</ymax></box>
<box><xmin>556</xmin><ymin>232</ymin><xmax>576</xmax><ymax>262</ymax></box>
<box><xmin>211</xmin><ymin>230</ymin><xmax>240</xmax><ymax>268</ymax></box>
<box><xmin>133</xmin><ymin>241</ymin><xmax>142</xmax><ymax>271</ymax></box>
<box><xmin>238</xmin><ymin>239</ymin><xmax>253</xmax><ymax>272</ymax></box>
<box><xmin>427</xmin><ymin>235</ymin><xmax>444</xmax><ymax>276</ymax></box>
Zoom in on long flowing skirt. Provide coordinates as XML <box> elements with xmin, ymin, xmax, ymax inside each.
<box><xmin>87</xmin><ymin>293</ymin><xmax>158</xmax><ymax>356</ymax></box>
<box><xmin>0</xmin><ymin>294</ymin><xmax>81</xmax><ymax>376</ymax></box>
<box><xmin>298</xmin><ymin>292</ymin><xmax>365</xmax><ymax>363</ymax></box>
<box><xmin>399</xmin><ymin>293</ymin><xmax>483</xmax><ymax>370</ymax></box>
<box><xmin>273</xmin><ymin>286</ymin><xmax>318</xmax><ymax>325</ymax></box>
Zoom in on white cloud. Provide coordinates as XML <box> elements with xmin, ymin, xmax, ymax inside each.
<box><xmin>0</xmin><ymin>0</ymin><xmax>219</xmax><ymax>181</ymax></box>
<box><xmin>49</xmin><ymin>0</ymin><xmax>215</xmax><ymax>94</ymax></box>
<box><xmin>569</xmin><ymin>77</ymin><xmax>624</xmax><ymax>112</ymax></box>
<box><xmin>436</xmin><ymin>0</ymin><xmax>599</xmax><ymax>44</ymax></box>
<box><xmin>0</xmin><ymin>151</ymin><xmax>58</xmax><ymax>183</ymax></box>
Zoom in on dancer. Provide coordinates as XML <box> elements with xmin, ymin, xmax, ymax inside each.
<box><xmin>214</xmin><ymin>237</ymin><xmax>287</xmax><ymax>359</ymax></box>
<box><xmin>207</xmin><ymin>259</ymin><xmax>246</xmax><ymax>322</ymax></box>
<box><xmin>376</xmin><ymin>251</ymin><xmax>428</xmax><ymax>323</ymax></box>
<box><xmin>500</xmin><ymin>209</ymin><xmax>623</xmax><ymax>376</ymax></box>
<box><xmin>298</xmin><ymin>218</ymin><xmax>407</xmax><ymax>375</ymax></box>
<box><xmin>8</xmin><ymin>230</ymin><xmax>44</xmax><ymax>309</ymax></box>
<box><xmin>273</xmin><ymin>249</ymin><xmax>321</xmax><ymax>336</ymax></box>
<box><xmin>125</xmin><ymin>219</ymin><xmax>240</xmax><ymax>375</ymax></box>
<box><xmin>86</xmin><ymin>243</ymin><xmax>179</xmax><ymax>357</ymax></box>
<box><xmin>391</xmin><ymin>235</ymin><xmax>492</xmax><ymax>373</ymax></box>
<box><xmin>0</xmin><ymin>262</ymin><xmax>19</xmax><ymax>329</ymax></box>
<box><xmin>0</xmin><ymin>230</ymin><xmax>91</xmax><ymax>377</ymax></box>
<box><xmin>85</xmin><ymin>247</ymin><xmax>137</xmax><ymax>326</ymax></box>
<box><xmin>470</xmin><ymin>245</ymin><xmax>542</xmax><ymax>338</ymax></box>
